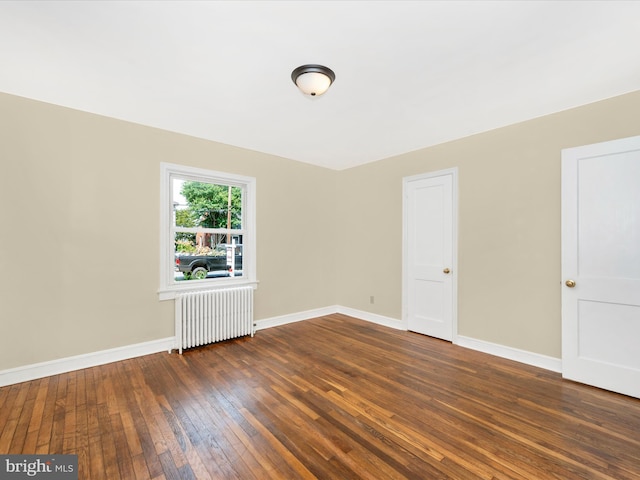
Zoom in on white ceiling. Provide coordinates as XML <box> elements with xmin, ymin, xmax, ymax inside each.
<box><xmin>2</xmin><ymin>1</ymin><xmax>640</xmax><ymax>170</ymax></box>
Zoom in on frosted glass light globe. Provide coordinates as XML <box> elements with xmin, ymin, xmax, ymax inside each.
<box><xmin>295</xmin><ymin>72</ymin><xmax>332</xmax><ymax>96</ymax></box>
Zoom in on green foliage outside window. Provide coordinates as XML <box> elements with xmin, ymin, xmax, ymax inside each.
<box><xmin>181</xmin><ymin>182</ymin><xmax>242</xmax><ymax>229</ymax></box>
<box><xmin>174</xmin><ymin>180</ymin><xmax>243</xmax><ymax>255</ymax></box>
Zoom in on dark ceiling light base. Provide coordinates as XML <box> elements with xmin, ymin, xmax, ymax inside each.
<box><xmin>291</xmin><ymin>64</ymin><xmax>336</xmax><ymax>96</ymax></box>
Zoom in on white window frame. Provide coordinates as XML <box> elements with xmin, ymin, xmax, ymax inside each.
<box><xmin>158</xmin><ymin>162</ymin><xmax>257</xmax><ymax>301</ymax></box>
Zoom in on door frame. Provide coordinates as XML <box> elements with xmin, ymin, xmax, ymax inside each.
<box><xmin>402</xmin><ymin>167</ymin><xmax>459</xmax><ymax>341</ymax></box>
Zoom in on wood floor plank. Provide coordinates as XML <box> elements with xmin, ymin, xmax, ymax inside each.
<box><xmin>35</xmin><ymin>373</ymin><xmax>59</xmax><ymax>454</ymax></box>
<box><xmin>49</xmin><ymin>371</ymin><xmax>68</xmax><ymax>454</ymax></box>
<box><xmin>131</xmin><ymin>452</ymin><xmax>153</xmax><ymax>479</ymax></box>
<box><xmin>2</xmin><ymin>314</ymin><xmax>640</xmax><ymax>479</ymax></box>
<box><xmin>111</xmin><ymin>412</ymin><xmax>137</xmax><ymax>479</ymax></box>
<box><xmin>62</xmin><ymin>371</ymin><xmax>78</xmax><ymax>455</ymax></box>
<box><xmin>7</xmin><ymin>379</ymin><xmax>40</xmax><ymax>452</ymax></box>
<box><xmin>96</xmin><ymin>404</ymin><xmax>120</xmax><ymax>479</ymax></box>
<box><xmin>0</xmin><ymin>384</ymin><xmax>28</xmax><ymax>453</ymax></box>
<box><xmin>21</xmin><ymin>377</ymin><xmax>49</xmax><ymax>453</ymax></box>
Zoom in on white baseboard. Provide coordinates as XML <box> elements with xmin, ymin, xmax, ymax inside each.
<box><xmin>0</xmin><ymin>308</ymin><xmax>562</xmax><ymax>388</ymax></box>
<box><xmin>0</xmin><ymin>337</ymin><xmax>175</xmax><ymax>387</ymax></box>
<box><xmin>254</xmin><ymin>305</ymin><xmax>405</xmax><ymax>332</ymax></box>
<box><xmin>254</xmin><ymin>305</ymin><xmax>339</xmax><ymax>330</ymax></box>
<box><xmin>336</xmin><ymin>306</ymin><xmax>405</xmax><ymax>330</ymax></box>
<box><xmin>455</xmin><ymin>335</ymin><xmax>562</xmax><ymax>373</ymax></box>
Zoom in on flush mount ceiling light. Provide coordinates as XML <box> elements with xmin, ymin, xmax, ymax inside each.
<box><xmin>291</xmin><ymin>64</ymin><xmax>336</xmax><ymax>97</ymax></box>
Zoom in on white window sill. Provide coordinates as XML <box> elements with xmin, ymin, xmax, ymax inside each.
<box><xmin>158</xmin><ymin>279</ymin><xmax>258</xmax><ymax>301</ymax></box>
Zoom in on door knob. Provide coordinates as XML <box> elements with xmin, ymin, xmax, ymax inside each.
<box><xmin>565</xmin><ymin>279</ymin><xmax>576</xmax><ymax>288</ymax></box>
<box><xmin>443</xmin><ymin>268</ymin><xmax>451</xmax><ymax>274</ymax></box>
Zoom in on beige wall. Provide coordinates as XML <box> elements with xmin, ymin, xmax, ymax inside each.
<box><xmin>336</xmin><ymin>90</ymin><xmax>640</xmax><ymax>358</ymax></box>
<box><xmin>2</xmin><ymin>90</ymin><xmax>639</xmax><ymax>371</ymax></box>
<box><xmin>0</xmin><ymin>93</ymin><xmax>337</xmax><ymax>370</ymax></box>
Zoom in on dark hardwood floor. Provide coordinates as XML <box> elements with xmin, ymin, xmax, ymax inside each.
<box><xmin>1</xmin><ymin>314</ymin><xmax>639</xmax><ymax>479</ymax></box>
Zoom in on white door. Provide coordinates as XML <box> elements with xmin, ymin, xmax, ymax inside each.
<box><xmin>404</xmin><ymin>169</ymin><xmax>457</xmax><ymax>341</ymax></box>
<box><xmin>562</xmin><ymin>135</ymin><xmax>640</xmax><ymax>399</ymax></box>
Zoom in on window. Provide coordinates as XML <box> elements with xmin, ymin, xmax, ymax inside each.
<box><xmin>159</xmin><ymin>163</ymin><xmax>256</xmax><ymax>300</ymax></box>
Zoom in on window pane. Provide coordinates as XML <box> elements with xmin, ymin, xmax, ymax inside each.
<box><xmin>174</xmin><ymin>233</ymin><xmax>244</xmax><ymax>281</ymax></box>
<box><xmin>173</xmin><ymin>179</ymin><xmax>242</xmax><ymax>230</ymax></box>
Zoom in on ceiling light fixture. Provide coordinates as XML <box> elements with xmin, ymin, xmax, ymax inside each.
<box><xmin>291</xmin><ymin>64</ymin><xmax>335</xmax><ymax>97</ymax></box>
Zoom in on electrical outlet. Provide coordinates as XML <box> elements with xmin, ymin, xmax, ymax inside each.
<box><xmin>370</xmin><ymin>296</ymin><xmax>375</xmax><ymax>304</ymax></box>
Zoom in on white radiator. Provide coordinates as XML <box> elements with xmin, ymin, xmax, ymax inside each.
<box><xmin>174</xmin><ymin>286</ymin><xmax>254</xmax><ymax>354</ymax></box>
